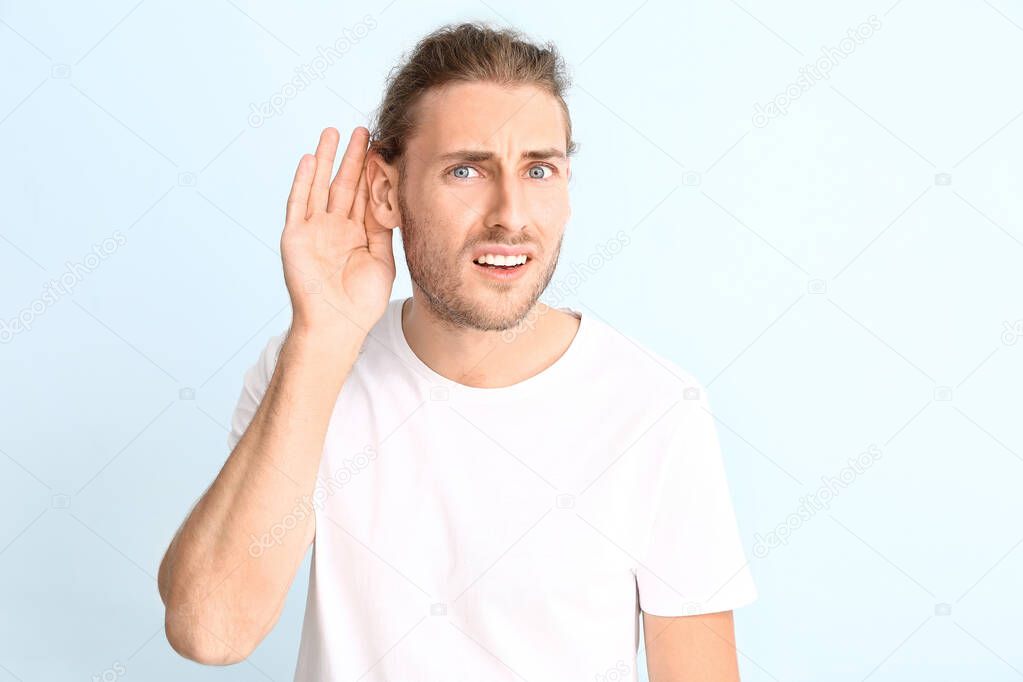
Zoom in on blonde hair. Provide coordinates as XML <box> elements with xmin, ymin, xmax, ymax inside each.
<box><xmin>369</xmin><ymin>21</ymin><xmax>578</xmax><ymax>173</ymax></box>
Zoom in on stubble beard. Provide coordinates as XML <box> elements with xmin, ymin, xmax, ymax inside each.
<box><xmin>396</xmin><ymin>179</ymin><xmax>563</xmax><ymax>333</ymax></box>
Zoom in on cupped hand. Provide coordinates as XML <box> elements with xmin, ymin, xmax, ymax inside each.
<box><xmin>281</xmin><ymin>126</ymin><xmax>397</xmax><ymax>338</ymax></box>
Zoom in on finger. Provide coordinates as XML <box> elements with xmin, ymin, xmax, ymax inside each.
<box><xmin>308</xmin><ymin>127</ymin><xmax>340</xmax><ymax>217</ymax></box>
<box><xmin>286</xmin><ymin>154</ymin><xmax>316</xmax><ymax>225</ymax></box>
<box><xmin>328</xmin><ymin>127</ymin><xmax>370</xmax><ymax>215</ymax></box>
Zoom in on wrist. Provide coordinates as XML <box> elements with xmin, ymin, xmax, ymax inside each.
<box><xmin>281</xmin><ymin>323</ymin><xmax>364</xmax><ymax>378</ymax></box>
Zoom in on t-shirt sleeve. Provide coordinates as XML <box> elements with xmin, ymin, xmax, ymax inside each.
<box><xmin>636</xmin><ymin>382</ymin><xmax>758</xmax><ymax>616</ymax></box>
<box><xmin>226</xmin><ymin>330</ymin><xmax>288</xmax><ymax>452</ymax></box>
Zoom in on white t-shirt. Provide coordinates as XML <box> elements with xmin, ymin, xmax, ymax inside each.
<box><xmin>227</xmin><ymin>297</ymin><xmax>757</xmax><ymax>681</ymax></box>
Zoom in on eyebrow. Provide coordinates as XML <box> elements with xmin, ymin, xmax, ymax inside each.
<box><xmin>436</xmin><ymin>148</ymin><xmax>567</xmax><ymax>164</ymax></box>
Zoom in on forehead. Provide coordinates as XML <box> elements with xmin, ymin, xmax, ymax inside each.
<box><xmin>406</xmin><ymin>81</ymin><xmax>568</xmax><ymax>160</ymax></box>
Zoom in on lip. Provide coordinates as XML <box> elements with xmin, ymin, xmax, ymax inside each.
<box><xmin>471</xmin><ymin>256</ymin><xmax>532</xmax><ymax>282</ymax></box>
<box><xmin>469</xmin><ymin>243</ymin><xmax>537</xmax><ymax>261</ymax></box>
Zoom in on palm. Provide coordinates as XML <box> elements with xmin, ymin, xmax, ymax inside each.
<box><xmin>281</xmin><ymin>127</ymin><xmax>396</xmax><ymax>336</ymax></box>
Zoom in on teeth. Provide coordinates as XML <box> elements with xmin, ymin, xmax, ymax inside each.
<box><xmin>475</xmin><ymin>254</ymin><xmax>528</xmax><ymax>266</ymax></box>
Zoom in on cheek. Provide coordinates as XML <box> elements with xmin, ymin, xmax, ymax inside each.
<box><xmin>406</xmin><ymin>185</ymin><xmax>471</xmax><ymax>235</ymax></box>
<box><xmin>413</xmin><ymin>194</ymin><xmax>476</xmax><ymax>258</ymax></box>
<box><xmin>531</xmin><ymin>191</ymin><xmax>571</xmax><ymax>228</ymax></box>
<box><xmin>425</xmin><ymin>185</ymin><xmax>478</xmax><ymax>221</ymax></box>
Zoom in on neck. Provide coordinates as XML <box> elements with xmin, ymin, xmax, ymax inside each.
<box><xmin>400</xmin><ymin>292</ymin><xmax>579</xmax><ymax>389</ymax></box>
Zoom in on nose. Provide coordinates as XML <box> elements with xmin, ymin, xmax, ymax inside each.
<box><xmin>484</xmin><ymin>170</ymin><xmax>528</xmax><ymax>232</ymax></box>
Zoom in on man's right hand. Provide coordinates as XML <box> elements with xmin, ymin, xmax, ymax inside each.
<box><xmin>282</xmin><ymin>126</ymin><xmax>397</xmax><ymax>337</ymax></box>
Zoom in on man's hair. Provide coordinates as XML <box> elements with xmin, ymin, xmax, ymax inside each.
<box><xmin>369</xmin><ymin>22</ymin><xmax>578</xmax><ymax>174</ymax></box>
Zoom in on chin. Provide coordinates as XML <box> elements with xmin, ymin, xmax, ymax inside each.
<box><xmin>456</xmin><ymin>289</ymin><xmax>539</xmax><ymax>332</ymax></box>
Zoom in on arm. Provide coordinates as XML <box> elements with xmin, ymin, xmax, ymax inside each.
<box><xmin>638</xmin><ymin>384</ymin><xmax>758</xmax><ymax>680</ymax></box>
<box><xmin>158</xmin><ymin>125</ymin><xmax>397</xmax><ymax>664</ymax></box>
<box><xmin>158</xmin><ymin>325</ymin><xmax>360</xmax><ymax>663</ymax></box>
<box><xmin>643</xmin><ymin>610</ymin><xmax>741</xmax><ymax>682</ymax></box>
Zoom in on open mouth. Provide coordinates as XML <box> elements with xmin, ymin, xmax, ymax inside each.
<box><xmin>470</xmin><ymin>255</ymin><xmax>532</xmax><ymax>280</ymax></box>
<box><xmin>474</xmin><ymin>261</ymin><xmax>527</xmax><ymax>270</ymax></box>
<box><xmin>471</xmin><ymin>255</ymin><xmax>530</xmax><ymax>270</ymax></box>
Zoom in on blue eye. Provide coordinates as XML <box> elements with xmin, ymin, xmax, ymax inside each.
<box><xmin>528</xmin><ymin>164</ymin><xmax>553</xmax><ymax>179</ymax></box>
<box><xmin>448</xmin><ymin>164</ymin><xmax>555</xmax><ymax>180</ymax></box>
<box><xmin>531</xmin><ymin>162</ymin><xmax>556</xmax><ymax>178</ymax></box>
<box><xmin>451</xmin><ymin>165</ymin><xmax>478</xmax><ymax>179</ymax></box>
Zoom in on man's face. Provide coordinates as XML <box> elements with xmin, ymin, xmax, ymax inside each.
<box><xmin>395</xmin><ymin>81</ymin><xmax>572</xmax><ymax>332</ymax></box>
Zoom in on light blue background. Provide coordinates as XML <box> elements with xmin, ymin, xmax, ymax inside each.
<box><xmin>2</xmin><ymin>1</ymin><xmax>1022</xmax><ymax>680</ymax></box>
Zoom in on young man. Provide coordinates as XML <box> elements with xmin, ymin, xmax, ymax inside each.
<box><xmin>158</xmin><ymin>22</ymin><xmax>757</xmax><ymax>681</ymax></box>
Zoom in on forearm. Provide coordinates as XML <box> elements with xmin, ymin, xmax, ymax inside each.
<box><xmin>159</xmin><ymin>323</ymin><xmax>362</xmax><ymax>663</ymax></box>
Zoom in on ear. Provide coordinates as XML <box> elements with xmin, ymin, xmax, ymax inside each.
<box><xmin>366</xmin><ymin>150</ymin><xmax>401</xmax><ymax>229</ymax></box>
